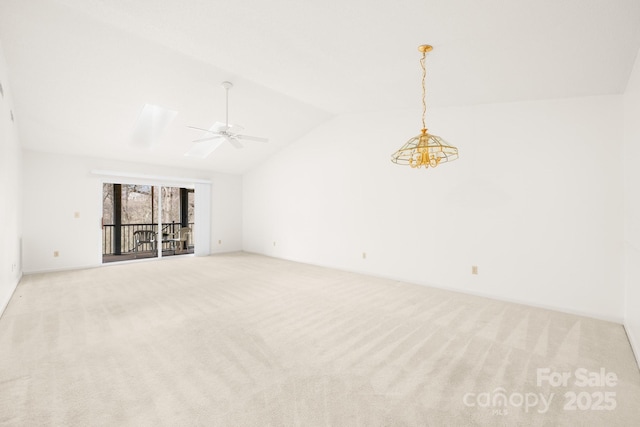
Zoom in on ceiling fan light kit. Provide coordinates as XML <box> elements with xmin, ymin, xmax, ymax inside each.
<box><xmin>391</xmin><ymin>45</ymin><xmax>459</xmax><ymax>169</ymax></box>
<box><xmin>185</xmin><ymin>81</ymin><xmax>268</xmax><ymax>158</ymax></box>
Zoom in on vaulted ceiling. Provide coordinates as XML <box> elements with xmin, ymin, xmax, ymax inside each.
<box><xmin>1</xmin><ymin>0</ymin><xmax>639</xmax><ymax>174</ymax></box>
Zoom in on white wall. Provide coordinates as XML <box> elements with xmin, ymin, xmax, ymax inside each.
<box><xmin>623</xmin><ymin>48</ymin><xmax>640</xmax><ymax>363</ymax></box>
<box><xmin>0</xmin><ymin>40</ymin><xmax>22</xmax><ymax>315</ymax></box>
<box><xmin>22</xmin><ymin>151</ymin><xmax>243</xmax><ymax>273</ymax></box>
<box><xmin>244</xmin><ymin>95</ymin><xmax>624</xmax><ymax>322</ymax></box>
<box><xmin>210</xmin><ymin>173</ymin><xmax>243</xmax><ymax>253</ymax></box>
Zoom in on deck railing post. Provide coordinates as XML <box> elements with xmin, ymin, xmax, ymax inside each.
<box><xmin>114</xmin><ymin>184</ymin><xmax>122</xmax><ymax>255</ymax></box>
<box><xmin>180</xmin><ymin>188</ymin><xmax>189</xmax><ymax>228</ymax></box>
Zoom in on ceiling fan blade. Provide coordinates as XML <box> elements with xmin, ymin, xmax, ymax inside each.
<box><xmin>192</xmin><ymin>135</ymin><xmax>223</xmax><ymax>143</ymax></box>
<box><xmin>187</xmin><ymin>122</ymin><xmax>229</xmax><ymax>134</ymax></box>
<box><xmin>237</xmin><ymin>134</ymin><xmax>269</xmax><ymax>143</ymax></box>
<box><xmin>184</xmin><ymin>139</ymin><xmax>224</xmax><ymax>158</ymax></box>
<box><xmin>226</xmin><ymin>136</ymin><xmax>244</xmax><ymax>149</ymax></box>
<box><xmin>186</xmin><ymin>125</ymin><xmax>215</xmax><ymax>133</ymax></box>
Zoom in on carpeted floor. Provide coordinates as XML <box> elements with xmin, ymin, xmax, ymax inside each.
<box><xmin>1</xmin><ymin>252</ymin><xmax>639</xmax><ymax>426</ymax></box>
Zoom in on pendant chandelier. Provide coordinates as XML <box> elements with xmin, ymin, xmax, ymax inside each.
<box><xmin>391</xmin><ymin>45</ymin><xmax>458</xmax><ymax>169</ymax></box>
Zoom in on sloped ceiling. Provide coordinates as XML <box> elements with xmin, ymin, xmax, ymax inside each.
<box><xmin>1</xmin><ymin>0</ymin><xmax>639</xmax><ymax>174</ymax></box>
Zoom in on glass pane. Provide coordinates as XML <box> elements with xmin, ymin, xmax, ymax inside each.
<box><xmin>102</xmin><ymin>183</ymin><xmax>115</xmax><ymax>258</ymax></box>
<box><xmin>102</xmin><ymin>183</ymin><xmax>114</xmax><ymax>225</ymax></box>
<box><xmin>188</xmin><ymin>189</ymin><xmax>195</xmax><ymax>249</ymax></box>
<box><xmin>188</xmin><ymin>190</ymin><xmax>195</xmax><ymax>225</ymax></box>
<box><xmin>122</xmin><ymin>184</ymin><xmax>153</xmax><ymax>224</ymax></box>
<box><xmin>102</xmin><ymin>182</ymin><xmax>157</xmax><ymax>263</ymax></box>
<box><xmin>122</xmin><ymin>184</ymin><xmax>156</xmax><ymax>260</ymax></box>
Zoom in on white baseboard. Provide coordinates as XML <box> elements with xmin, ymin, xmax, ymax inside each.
<box><xmin>421</xmin><ymin>283</ymin><xmax>625</xmax><ymax>324</ymax></box>
<box><xmin>624</xmin><ymin>323</ymin><xmax>640</xmax><ymax>371</ymax></box>
<box><xmin>0</xmin><ymin>273</ymin><xmax>22</xmax><ymax>319</ymax></box>
<box><xmin>22</xmin><ymin>264</ymin><xmax>100</xmax><ymax>275</ymax></box>
<box><xmin>244</xmin><ymin>250</ymin><xmax>624</xmax><ymax>324</ymax></box>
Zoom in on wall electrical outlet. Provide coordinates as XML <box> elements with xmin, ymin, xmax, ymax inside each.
<box><xmin>472</xmin><ymin>265</ymin><xmax>478</xmax><ymax>275</ymax></box>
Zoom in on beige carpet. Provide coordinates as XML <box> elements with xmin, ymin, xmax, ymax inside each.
<box><xmin>1</xmin><ymin>252</ymin><xmax>639</xmax><ymax>426</ymax></box>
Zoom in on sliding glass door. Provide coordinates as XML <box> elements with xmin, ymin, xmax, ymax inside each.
<box><xmin>102</xmin><ymin>183</ymin><xmax>195</xmax><ymax>263</ymax></box>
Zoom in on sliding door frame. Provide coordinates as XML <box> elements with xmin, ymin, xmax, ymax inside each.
<box><xmin>95</xmin><ymin>170</ymin><xmax>211</xmax><ymax>263</ymax></box>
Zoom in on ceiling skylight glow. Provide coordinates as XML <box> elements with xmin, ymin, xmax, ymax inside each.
<box><xmin>130</xmin><ymin>103</ymin><xmax>178</xmax><ymax>148</ymax></box>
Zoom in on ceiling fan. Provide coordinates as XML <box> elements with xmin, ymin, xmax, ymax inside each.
<box><xmin>185</xmin><ymin>81</ymin><xmax>268</xmax><ymax>158</ymax></box>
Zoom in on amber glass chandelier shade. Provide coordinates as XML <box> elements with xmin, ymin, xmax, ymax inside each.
<box><xmin>391</xmin><ymin>129</ymin><xmax>458</xmax><ymax>168</ymax></box>
<box><xmin>392</xmin><ymin>45</ymin><xmax>458</xmax><ymax>169</ymax></box>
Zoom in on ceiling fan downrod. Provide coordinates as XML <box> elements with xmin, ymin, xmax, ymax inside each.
<box><xmin>222</xmin><ymin>81</ymin><xmax>232</xmax><ymax>129</ymax></box>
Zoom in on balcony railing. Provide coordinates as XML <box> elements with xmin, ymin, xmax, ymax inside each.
<box><xmin>102</xmin><ymin>222</ymin><xmax>194</xmax><ymax>255</ymax></box>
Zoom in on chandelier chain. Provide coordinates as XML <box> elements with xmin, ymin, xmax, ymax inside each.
<box><xmin>421</xmin><ymin>51</ymin><xmax>427</xmax><ymax>131</ymax></box>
